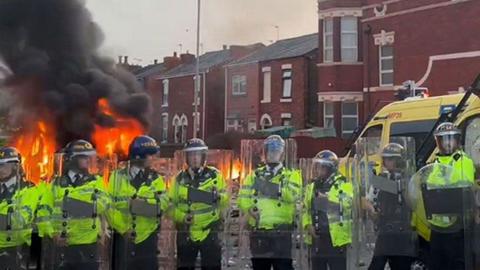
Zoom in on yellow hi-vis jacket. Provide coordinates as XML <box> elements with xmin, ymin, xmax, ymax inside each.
<box><xmin>108</xmin><ymin>169</ymin><xmax>168</xmax><ymax>244</ymax></box>
<box><xmin>238</xmin><ymin>165</ymin><xmax>302</xmax><ymax>230</ymax></box>
<box><xmin>302</xmin><ymin>173</ymin><xmax>353</xmax><ymax>247</ymax></box>
<box><xmin>37</xmin><ymin>174</ymin><xmax>110</xmax><ymax>246</ymax></box>
<box><xmin>168</xmin><ymin>166</ymin><xmax>228</xmax><ymax>242</ymax></box>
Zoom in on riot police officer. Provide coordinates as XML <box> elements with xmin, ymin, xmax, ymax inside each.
<box><xmin>168</xmin><ymin>138</ymin><xmax>228</xmax><ymax>270</ymax></box>
<box><xmin>109</xmin><ymin>135</ymin><xmax>168</xmax><ymax>269</ymax></box>
<box><xmin>427</xmin><ymin>122</ymin><xmax>475</xmax><ymax>270</ymax></box>
<box><xmin>238</xmin><ymin>135</ymin><xmax>302</xmax><ymax>270</ymax></box>
<box><xmin>302</xmin><ymin>150</ymin><xmax>352</xmax><ymax>270</ymax></box>
<box><xmin>38</xmin><ymin>140</ymin><xmax>111</xmax><ymax>270</ymax></box>
<box><xmin>0</xmin><ymin>147</ymin><xmax>41</xmax><ymax>269</ymax></box>
<box><xmin>366</xmin><ymin>143</ymin><xmax>417</xmax><ymax>270</ymax></box>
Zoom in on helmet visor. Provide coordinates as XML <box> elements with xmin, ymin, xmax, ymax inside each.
<box><xmin>264</xmin><ymin>141</ymin><xmax>285</xmax><ymax>164</ymax></box>
<box><xmin>436</xmin><ymin>134</ymin><xmax>460</xmax><ymax>154</ymax></box>
<box><xmin>186</xmin><ymin>150</ymin><xmax>207</xmax><ymax>169</ymax></box>
<box><xmin>313</xmin><ymin>159</ymin><xmax>335</xmax><ymax>180</ymax></box>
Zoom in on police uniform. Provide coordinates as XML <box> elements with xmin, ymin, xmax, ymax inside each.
<box><xmin>168</xmin><ymin>138</ymin><xmax>228</xmax><ymax>270</ymax></box>
<box><xmin>109</xmin><ymin>135</ymin><xmax>168</xmax><ymax>270</ymax></box>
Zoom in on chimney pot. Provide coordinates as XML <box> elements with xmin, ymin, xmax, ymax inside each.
<box><xmin>154</xmin><ymin>59</ymin><xmax>158</xmax><ymax>64</ymax></box>
<box><xmin>174</xmin><ymin>52</ymin><xmax>178</xmax><ymax>57</ymax></box>
<box><xmin>223</xmin><ymin>45</ymin><xmax>228</xmax><ymax>50</ymax></box>
<box><xmin>124</xmin><ymin>56</ymin><xmax>129</xmax><ymax>64</ymax></box>
<box><xmin>118</xmin><ymin>56</ymin><xmax>123</xmax><ymax>64</ymax></box>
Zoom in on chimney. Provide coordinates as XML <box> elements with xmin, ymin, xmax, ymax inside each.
<box><xmin>118</xmin><ymin>56</ymin><xmax>123</xmax><ymax>64</ymax></box>
<box><xmin>180</xmin><ymin>53</ymin><xmax>195</xmax><ymax>64</ymax></box>
<box><xmin>230</xmin><ymin>43</ymin><xmax>265</xmax><ymax>59</ymax></box>
<box><xmin>164</xmin><ymin>51</ymin><xmax>181</xmax><ymax>70</ymax></box>
<box><xmin>124</xmin><ymin>56</ymin><xmax>129</xmax><ymax>64</ymax></box>
<box><xmin>154</xmin><ymin>59</ymin><xmax>158</xmax><ymax>65</ymax></box>
<box><xmin>223</xmin><ymin>45</ymin><xmax>228</xmax><ymax>50</ymax></box>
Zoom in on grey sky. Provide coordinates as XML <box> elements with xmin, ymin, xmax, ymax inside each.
<box><xmin>86</xmin><ymin>0</ymin><xmax>317</xmax><ymax>66</ymax></box>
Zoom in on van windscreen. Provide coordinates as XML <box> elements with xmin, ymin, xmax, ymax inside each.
<box><xmin>389</xmin><ymin>120</ymin><xmax>437</xmax><ymax>149</ymax></box>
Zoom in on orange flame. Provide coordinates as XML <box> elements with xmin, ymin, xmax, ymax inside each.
<box><xmin>92</xmin><ymin>98</ymin><xmax>145</xmax><ymax>159</ymax></box>
<box><xmin>13</xmin><ymin>120</ymin><xmax>56</xmax><ymax>183</ymax></box>
<box><xmin>232</xmin><ymin>159</ymin><xmax>242</xmax><ymax>180</ymax></box>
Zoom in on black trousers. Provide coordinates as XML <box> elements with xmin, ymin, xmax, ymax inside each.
<box><xmin>311</xmin><ymin>256</ymin><xmax>346</xmax><ymax>270</ymax></box>
<box><xmin>368</xmin><ymin>255</ymin><xmax>414</xmax><ymax>270</ymax></box>
<box><xmin>176</xmin><ymin>231</ymin><xmax>221</xmax><ymax>270</ymax></box>
<box><xmin>53</xmin><ymin>243</ymin><xmax>100</xmax><ymax>270</ymax></box>
<box><xmin>428</xmin><ymin>230</ymin><xmax>465</xmax><ymax>270</ymax></box>
<box><xmin>251</xmin><ymin>258</ymin><xmax>293</xmax><ymax>270</ymax></box>
<box><xmin>113</xmin><ymin>232</ymin><xmax>159</xmax><ymax>270</ymax></box>
<box><xmin>0</xmin><ymin>245</ymin><xmax>29</xmax><ymax>270</ymax></box>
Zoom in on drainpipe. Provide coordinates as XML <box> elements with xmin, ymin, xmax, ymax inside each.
<box><xmin>364</xmin><ymin>24</ymin><xmax>372</xmax><ymax>117</ymax></box>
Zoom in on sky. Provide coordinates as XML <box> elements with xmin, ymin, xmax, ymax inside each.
<box><xmin>86</xmin><ymin>0</ymin><xmax>318</xmax><ymax>66</ymax></box>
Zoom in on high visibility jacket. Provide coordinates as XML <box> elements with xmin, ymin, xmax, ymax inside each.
<box><xmin>108</xmin><ymin>169</ymin><xmax>168</xmax><ymax>244</ymax></box>
<box><xmin>37</xmin><ymin>175</ymin><xmax>110</xmax><ymax>246</ymax></box>
<box><xmin>0</xmin><ymin>181</ymin><xmax>40</xmax><ymax>248</ymax></box>
<box><xmin>427</xmin><ymin>150</ymin><xmax>475</xmax><ymax>228</ymax></box>
<box><xmin>168</xmin><ymin>166</ymin><xmax>228</xmax><ymax>242</ymax></box>
<box><xmin>238</xmin><ymin>166</ymin><xmax>302</xmax><ymax>230</ymax></box>
<box><xmin>302</xmin><ymin>173</ymin><xmax>353</xmax><ymax>247</ymax></box>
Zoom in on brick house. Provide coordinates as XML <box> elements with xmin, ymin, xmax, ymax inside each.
<box><xmin>316</xmin><ymin>0</ymin><xmax>480</xmax><ymax>153</ymax></box>
<box><xmin>153</xmin><ymin>44</ymin><xmax>264</xmax><ymax>144</ymax></box>
<box><xmin>224</xmin><ymin>33</ymin><xmax>318</xmax><ymax>133</ymax></box>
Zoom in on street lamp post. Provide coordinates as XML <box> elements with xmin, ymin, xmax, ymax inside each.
<box><xmin>194</xmin><ymin>0</ymin><xmax>201</xmax><ymax>139</ymax></box>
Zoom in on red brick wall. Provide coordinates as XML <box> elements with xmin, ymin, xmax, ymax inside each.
<box><xmin>204</xmin><ymin>67</ymin><xmax>226</xmax><ymax>137</ymax></box>
<box><xmin>259</xmin><ymin>57</ymin><xmax>309</xmax><ymax>129</ymax></box>
<box><xmin>225</xmin><ymin>63</ymin><xmax>260</xmax><ymax>131</ymax></box>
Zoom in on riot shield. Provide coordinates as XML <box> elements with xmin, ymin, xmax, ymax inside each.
<box><xmin>45</xmin><ymin>153</ymin><xmax>113</xmax><ymax>270</ymax></box>
<box><xmin>169</xmin><ymin>149</ymin><xmax>230</xmax><ymax>269</ymax></box>
<box><xmin>350</xmin><ymin>137</ymin><xmax>417</xmax><ymax>270</ymax></box>
<box><xmin>237</xmin><ymin>138</ymin><xmax>302</xmax><ymax>269</ymax></box>
<box><xmin>110</xmin><ymin>153</ymin><xmax>171</xmax><ymax>270</ymax></box>
<box><xmin>410</xmin><ymin>162</ymin><xmax>476</xmax><ymax>270</ymax></box>
<box><xmin>0</xmin><ymin>161</ymin><xmax>32</xmax><ymax>269</ymax></box>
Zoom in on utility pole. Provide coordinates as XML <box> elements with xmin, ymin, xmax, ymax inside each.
<box><xmin>194</xmin><ymin>0</ymin><xmax>201</xmax><ymax>138</ymax></box>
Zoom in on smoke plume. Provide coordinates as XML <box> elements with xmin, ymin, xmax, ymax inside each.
<box><xmin>0</xmin><ymin>0</ymin><xmax>151</xmax><ymax>147</ymax></box>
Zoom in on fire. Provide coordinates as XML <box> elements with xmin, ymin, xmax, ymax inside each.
<box><xmin>232</xmin><ymin>159</ymin><xmax>242</xmax><ymax>180</ymax></box>
<box><xmin>92</xmin><ymin>98</ymin><xmax>145</xmax><ymax>159</ymax></box>
<box><xmin>13</xmin><ymin>120</ymin><xmax>56</xmax><ymax>183</ymax></box>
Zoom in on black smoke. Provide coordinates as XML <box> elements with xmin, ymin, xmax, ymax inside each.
<box><xmin>0</xmin><ymin>0</ymin><xmax>151</xmax><ymax>147</ymax></box>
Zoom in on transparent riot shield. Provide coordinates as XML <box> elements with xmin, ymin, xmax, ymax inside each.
<box><xmin>410</xmin><ymin>162</ymin><xmax>476</xmax><ymax>270</ymax></box>
<box><xmin>46</xmin><ymin>153</ymin><xmax>113</xmax><ymax>270</ymax></box>
<box><xmin>350</xmin><ymin>137</ymin><xmax>417</xmax><ymax>270</ymax></box>
<box><xmin>110</xmin><ymin>154</ymin><xmax>170</xmax><ymax>270</ymax></box>
<box><xmin>170</xmin><ymin>149</ymin><xmax>230</xmax><ymax>269</ymax></box>
<box><xmin>0</xmin><ymin>161</ymin><xmax>32</xmax><ymax>269</ymax></box>
<box><xmin>237</xmin><ymin>138</ymin><xmax>302</xmax><ymax>268</ymax></box>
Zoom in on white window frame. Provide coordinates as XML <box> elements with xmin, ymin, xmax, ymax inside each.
<box><xmin>323</xmin><ymin>18</ymin><xmax>334</xmax><ymax>63</ymax></box>
<box><xmin>226</xmin><ymin>119</ymin><xmax>243</xmax><ymax>132</ymax></box>
<box><xmin>232</xmin><ymin>75</ymin><xmax>247</xmax><ymax>96</ymax></box>
<box><xmin>161</xmin><ymin>113</ymin><xmax>169</xmax><ymax>143</ymax></box>
<box><xmin>162</xmin><ymin>79</ymin><xmax>169</xmax><ymax>107</ymax></box>
<box><xmin>260</xmin><ymin>114</ymin><xmax>273</xmax><ymax>130</ymax></box>
<box><xmin>323</xmin><ymin>102</ymin><xmax>335</xmax><ymax>129</ymax></box>
<box><xmin>180</xmin><ymin>114</ymin><xmax>188</xmax><ymax>144</ymax></box>
<box><xmin>172</xmin><ymin>115</ymin><xmax>181</xmax><ymax>144</ymax></box>
<box><xmin>281</xmin><ymin>117</ymin><xmax>292</xmax><ymax>127</ymax></box>
<box><xmin>341</xmin><ymin>16</ymin><xmax>358</xmax><ymax>62</ymax></box>
<box><xmin>379</xmin><ymin>45</ymin><xmax>394</xmax><ymax>86</ymax></box>
<box><xmin>341</xmin><ymin>102</ymin><xmax>358</xmax><ymax>138</ymax></box>
<box><xmin>262</xmin><ymin>67</ymin><xmax>271</xmax><ymax>103</ymax></box>
<box><xmin>248</xmin><ymin>119</ymin><xmax>257</xmax><ymax>133</ymax></box>
<box><xmin>282</xmin><ymin>69</ymin><xmax>293</xmax><ymax>98</ymax></box>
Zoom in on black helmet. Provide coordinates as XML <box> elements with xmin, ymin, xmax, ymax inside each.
<box><xmin>64</xmin><ymin>140</ymin><xmax>96</xmax><ymax>160</ymax></box>
<box><xmin>128</xmin><ymin>135</ymin><xmax>160</xmax><ymax>160</ymax></box>
<box><xmin>434</xmin><ymin>122</ymin><xmax>461</xmax><ymax>155</ymax></box>
<box><xmin>184</xmin><ymin>138</ymin><xmax>208</xmax><ymax>169</ymax></box>
<box><xmin>313</xmin><ymin>150</ymin><xmax>338</xmax><ymax>180</ymax></box>
<box><xmin>264</xmin><ymin>135</ymin><xmax>285</xmax><ymax>165</ymax></box>
<box><xmin>0</xmin><ymin>147</ymin><xmax>21</xmax><ymax>165</ymax></box>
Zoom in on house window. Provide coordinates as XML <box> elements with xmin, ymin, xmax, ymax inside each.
<box><xmin>262</xmin><ymin>69</ymin><xmax>271</xmax><ymax>103</ymax></box>
<box><xmin>180</xmin><ymin>115</ymin><xmax>188</xmax><ymax>143</ymax></box>
<box><xmin>341</xmin><ymin>16</ymin><xmax>358</xmax><ymax>62</ymax></box>
<box><xmin>248</xmin><ymin>119</ymin><xmax>257</xmax><ymax>133</ymax></box>
<box><xmin>173</xmin><ymin>116</ymin><xmax>181</xmax><ymax>143</ymax></box>
<box><xmin>323</xmin><ymin>18</ymin><xmax>333</xmax><ymax>62</ymax></box>
<box><xmin>282</xmin><ymin>118</ymin><xmax>292</xmax><ymax>127</ymax></box>
<box><xmin>226</xmin><ymin>119</ymin><xmax>243</xmax><ymax>132</ymax></box>
<box><xmin>341</xmin><ymin>102</ymin><xmax>358</xmax><ymax>139</ymax></box>
<box><xmin>161</xmin><ymin>113</ymin><xmax>168</xmax><ymax>143</ymax></box>
<box><xmin>380</xmin><ymin>45</ymin><xmax>394</xmax><ymax>86</ymax></box>
<box><xmin>282</xmin><ymin>69</ymin><xmax>292</xmax><ymax>98</ymax></box>
<box><xmin>324</xmin><ymin>102</ymin><xmax>335</xmax><ymax>128</ymax></box>
<box><xmin>260</xmin><ymin>114</ymin><xmax>273</xmax><ymax>130</ymax></box>
<box><xmin>232</xmin><ymin>75</ymin><xmax>247</xmax><ymax>95</ymax></box>
<box><xmin>162</xmin><ymin>80</ymin><xmax>169</xmax><ymax>106</ymax></box>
